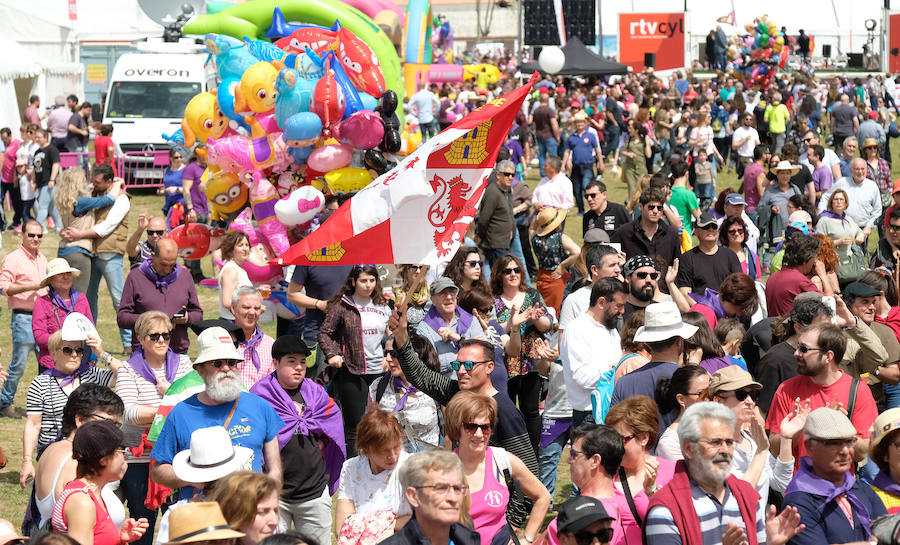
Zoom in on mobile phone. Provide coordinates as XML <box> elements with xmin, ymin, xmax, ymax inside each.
<box><xmin>174</xmin><ymin>308</ymin><xmax>186</xmax><ymax>319</ymax></box>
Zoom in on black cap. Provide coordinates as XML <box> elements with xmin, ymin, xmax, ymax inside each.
<box><xmin>272</xmin><ymin>335</ymin><xmax>312</xmax><ymax>362</ymax></box>
<box><xmin>190</xmin><ymin>319</ymin><xmax>246</xmax><ymax>344</ymax></box>
<box><xmin>556</xmin><ymin>496</ymin><xmax>614</xmax><ymax>534</ymax></box>
<box><xmin>843</xmin><ymin>281</ymin><xmax>881</xmax><ymax>299</ymax></box>
<box><xmin>696</xmin><ymin>212</ymin><xmax>718</xmax><ymax>228</ymax></box>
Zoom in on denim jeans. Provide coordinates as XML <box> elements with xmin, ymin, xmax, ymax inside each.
<box><xmin>538</xmin><ymin>424</ymin><xmax>571</xmax><ymax>501</ymax></box>
<box><xmin>537</xmin><ymin>137</ymin><xmax>559</xmax><ymax>177</ymax></box>
<box><xmin>88</xmin><ymin>253</ymin><xmax>131</xmax><ymax>349</ymax></box>
<box><xmin>0</xmin><ymin>312</ymin><xmax>38</xmax><ymax>408</ymax></box>
<box><xmin>35</xmin><ymin>185</ymin><xmax>62</xmax><ymax>231</ymax></box>
<box><xmin>420</xmin><ymin>119</ymin><xmax>438</xmax><ymax>141</ymax></box>
<box><xmin>120</xmin><ymin>462</ymin><xmax>159</xmax><ymax>545</ymax></box>
<box><xmin>886</xmin><ymin>384</ymin><xmax>900</xmax><ymax>409</ymax></box>
<box><xmin>571</xmin><ymin>164</ymin><xmax>594</xmax><ymax>215</ymax></box>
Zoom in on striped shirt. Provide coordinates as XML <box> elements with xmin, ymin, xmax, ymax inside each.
<box><xmin>236</xmin><ymin>333</ymin><xmax>275</xmax><ymax>388</ymax></box>
<box><xmin>645</xmin><ymin>477</ymin><xmax>766</xmax><ymax>545</ymax></box>
<box><xmin>26</xmin><ymin>368</ymin><xmax>114</xmax><ymax>450</ymax></box>
<box><xmin>115</xmin><ymin>355</ymin><xmax>194</xmax><ymax>463</ymax></box>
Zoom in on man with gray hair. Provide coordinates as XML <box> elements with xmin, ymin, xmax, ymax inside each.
<box><xmin>231</xmin><ymin>285</ymin><xmax>275</xmax><ymax>387</ymax></box>
<box><xmin>476</xmin><ymin>159</ymin><xmax>516</xmax><ymax>269</ymax></box>
<box><xmin>532</xmin><ymin>156</ymin><xmax>575</xmax><ymax>211</ymax></box>
<box><xmin>381</xmin><ymin>450</ymin><xmax>480</xmax><ymax>545</ymax></box>
<box><xmin>838</xmin><ymin>136</ymin><xmax>859</xmax><ymax>178</ymax></box>
<box><xmin>818</xmin><ymin>158</ymin><xmax>881</xmax><ymax>241</ymax></box>
<box><xmin>645</xmin><ymin>402</ymin><xmax>804</xmax><ymax>545</ymax></box>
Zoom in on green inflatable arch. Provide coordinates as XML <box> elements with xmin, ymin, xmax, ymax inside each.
<box><xmin>183</xmin><ymin>0</ymin><xmax>405</xmax><ymax>105</ymax></box>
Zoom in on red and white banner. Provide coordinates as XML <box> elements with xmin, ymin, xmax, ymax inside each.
<box><xmin>277</xmin><ymin>73</ymin><xmax>538</xmax><ymax>267</ymax></box>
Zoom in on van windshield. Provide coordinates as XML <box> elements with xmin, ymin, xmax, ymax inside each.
<box><xmin>106</xmin><ymin>81</ymin><xmax>201</xmax><ymax>119</ymax></box>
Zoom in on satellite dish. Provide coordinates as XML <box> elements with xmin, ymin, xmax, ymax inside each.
<box><xmin>138</xmin><ymin>0</ymin><xmax>203</xmax><ymax>27</ymax></box>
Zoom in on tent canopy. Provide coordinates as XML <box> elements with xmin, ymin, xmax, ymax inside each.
<box><xmin>521</xmin><ymin>36</ymin><xmax>629</xmax><ymax>77</ymax></box>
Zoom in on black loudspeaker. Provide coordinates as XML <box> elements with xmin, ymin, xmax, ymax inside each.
<box><xmin>822</xmin><ymin>44</ymin><xmax>832</xmax><ymax>58</ymax></box>
<box><xmin>644</xmin><ymin>52</ymin><xmax>657</xmax><ymax>68</ymax></box>
<box><xmin>848</xmin><ymin>52</ymin><xmax>864</xmax><ymax>67</ymax></box>
<box><xmin>523</xmin><ymin>0</ymin><xmax>595</xmax><ymax>45</ymax></box>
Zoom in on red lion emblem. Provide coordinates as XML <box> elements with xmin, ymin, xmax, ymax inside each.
<box><xmin>428</xmin><ymin>173</ymin><xmax>487</xmax><ymax>257</ymax></box>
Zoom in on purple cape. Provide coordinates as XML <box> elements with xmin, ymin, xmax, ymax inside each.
<box><xmin>691</xmin><ymin>288</ymin><xmax>727</xmax><ymax>318</ymax></box>
<box><xmin>251</xmin><ymin>372</ymin><xmax>346</xmax><ymax>494</ymax></box>
<box><xmin>785</xmin><ymin>456</ymin><xmax>872</xmax><ymax>536</ymax></box>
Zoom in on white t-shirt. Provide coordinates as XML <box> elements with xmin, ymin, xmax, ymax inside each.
<box><xmin>353</xmin><ymin>297</ymin><xmax>390</xmax><ymax>374</ymax></box>
<box><xmin>19</xmin><ymin>172</ymin><xmax>34</xmax><ymax>201</ymax></box>
<box><xmin>731</xmin><ymin>126</ymin><xmax>760</xmax><ymax>158</ymax></box>
<box><xmin>369</xmin><ymin>376</ymin><xmax>440</xmax><ymax>449</ymax></box>
<box><xmin>337</xmin><ymin>451</ymin><xmax>412</xmax><ymax>516</ymax></box>
<box><xmin>799</xmin><ymin>147</ymin><xmax>840</xmax><ymax>175</ymax></box>
<box><xmin>560</xmin><ymin>312</ymin><xmax>622</xmax><ymax>411</ymax></box>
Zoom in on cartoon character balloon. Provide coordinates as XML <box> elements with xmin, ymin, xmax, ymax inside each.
<box><xmin>182</xmin><ymin>93</ymin><xmax>229</xmax><ymax>148</ymax></box>
<box><xmin>311</xmin><ymin>55</ymin><xmax>345</xmax><ymax>130</ymax></box>
<box><xmin>168</xmin><ymin>223</ymin><xmax>227</xmax><ymax>259</ymax></box>
<box><xmin>337</xmin><ymin>27</ymin><xmax>386</xmax><ymax>97</ymax></box>
<box><xmin>274</xmin><ymin>185</ymin><xmax>326</xmax><ymax>226</ymax></box>
<box><xmin>206</xmin><ymin>171</ymin><xmax>249</xmax><ymax>222</ymax></box>
<box><xmin>234</xmin><ymin>62</ymin><xmax>279</xmax><ymax>115</ymax></box>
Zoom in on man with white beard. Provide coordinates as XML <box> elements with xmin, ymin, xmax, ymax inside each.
<box><xmin>150</xmin><ymin>326</ymin><xmax>284</xmax><ymax>500</ymax></box>
<box><xmin>644</xmin><ymin>402</ymin><xmax>804</xmax><ymax>545</ymax></box>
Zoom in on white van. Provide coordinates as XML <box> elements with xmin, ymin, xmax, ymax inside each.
<box><xmin>103</xmin><ymin>39</ymin><xmax>215</xmax><ymax>185</ymax></box>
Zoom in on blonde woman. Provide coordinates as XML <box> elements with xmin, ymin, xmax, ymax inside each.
<box><xmin>54</xmin><ymin>168</ymin><xmax>120</xmax><ymax>293</ymax></box>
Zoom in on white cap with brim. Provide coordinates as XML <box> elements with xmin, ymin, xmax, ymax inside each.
<box><xmin>60</xmin><ymin>312</ymin><xmax>98</xmax><ymax>341</ymax></box>
<box><xmin>633</xmin><ymin>301</ymin><xmax>699</xmax><ymax>343</ymax></box>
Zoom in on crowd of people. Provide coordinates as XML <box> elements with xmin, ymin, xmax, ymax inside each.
<box><xmin>8</xmin><ymin>54</ymin><xmax>900</xmax><ymax>545</ymax></box>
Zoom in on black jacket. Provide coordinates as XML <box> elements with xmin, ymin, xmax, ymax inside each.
<box><xmin>610</xmin><ymin>219</ymin><xmax>682</xmax><ymax>283</ymax></box>
<box><xmin>381</xmin><ymin>515</ymin><xmax>481</xmax><ymax>545</ymax></box>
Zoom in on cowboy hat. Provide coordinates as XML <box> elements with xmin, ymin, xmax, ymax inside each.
<box><xmin>172</xmin><ymin>426</ymin><xmax>253</xmax><ymax>484</ymax></box>
<box><xmin>861</xmin><ymin>137</ymin><xmax>880</xmax><ymax>150</ymax></box>
<box><xmin>769</xmin><ymin>160</ymin><xmax>801</xmax><ymax>175</ymax></box>
<box><xmin>164</xmin><ymin>502</ymin><xmax>245</xmax><ymax>545</ymax></box>
<box><xmin>633</xmin><ymin>302</ymin><xmax>698</xmax><ymax>343</ymax></box>
<box><xmin>41</xmin><ymin>258</ymin><xmax>81</xmax><ymax>287</ymax></box>
<box><xmin>532</xmin><ymin>207</ymin><xmax>567</xmax><ymax>237</ymax></box>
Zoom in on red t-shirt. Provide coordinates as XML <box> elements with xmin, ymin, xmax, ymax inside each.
<box><xmin>765</xmin><ymin>267</ymin><xmax>822</xmax><ymax>317</ymax></box>
<box><xmin>93</xmin><ymin>135</ymin><xmax>116</xmax><ymax>175</ymax></box>
<box><xmin>690</xmin><ymin>302</ymin><xmax>719</xmax><ymax>330</ymax></box>
<box><xmin>765</xmin><ymin>372</ymin><xmax>877</xmax><ymax>465</ymax></box>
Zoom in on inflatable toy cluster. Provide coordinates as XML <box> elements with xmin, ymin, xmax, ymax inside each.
<box><xmin>725</xmin><ymin>15</ymin><xmax>799</xmax><ymax>88</ymax></box>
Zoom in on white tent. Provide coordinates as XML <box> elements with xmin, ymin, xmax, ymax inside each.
<box><xmin>0</xmin><ymin>38</ymin><xmax>42</xmax><ymax>134</ymax></box>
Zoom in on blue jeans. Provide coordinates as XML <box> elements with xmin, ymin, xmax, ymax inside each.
<box><xmin>537</xmin><ymin>137</ymin><xmax>559</xmax><ymax>177</ymax></box>
<box><xmin>538</xmin><ymin>424</ymin><xmax>570</xmax><ymax>501</ymax></box>
<box><xmin>35</xmin><ymin>185</ymin><xmax>62</xmax><ymax>231</ymax></box>
<box><xmin>420</xmin><ymin>119</ymin><xmax>438</xmax><ymax>141</ymax></box>
<box><xmin>886</xmin><ymin>384</ymin><xmax>900</xmax><ymax>409</ymax></box>
<box><xmin>120</xmin><ymin>462</ymin><xmax>159</xmax><ymax>545</ymax></box>
<box><xmin>88</xmin><ymin>253</ymin><xmax>131</xmax><ymax>349</ymax></box>
<box><xmin>508</xmin><ymin>230</ymin><xmax>532</xmax><ymax>285</ymax></box>
<box><xmin>571</xmin><ymin>164</ymin><xmax>594</xmax><ymax>214</ymax></box>
<box><xmin>0</xmin><ymin>312</ymin><xmax>38</xmax><ymax>408</ymax></box>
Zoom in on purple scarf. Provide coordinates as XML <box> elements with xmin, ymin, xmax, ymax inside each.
<box><xmin>250</xmin><ymin>372</ymin><xmax>346</xmax><ymax>493</ymax></box>
<box><xmin>390</xmin><ymin>375</ymin><xmax>419</xmax><ymax>412</ymax></box>
<box><xmin>819</xmin><ymin>209</ymin><xmax>848</xmax><ymax>226</ymax></box>
<box><xmin>242</xmin><ymin>326</ymin><xmax>264</xmax><ymax>370</ymax></box>
<box><xmin>873</xmin><ymin>470</ymin><xmax>900</xmax><ymax>496</ymax></box>
<box><xmin>785</xmin><ymin>456</ymin><xmax>872</xmax><ymax>536</ymax></box>
<box><xmin>49</xmin><ymin>287</ymin><xmax>79</xmax><ymax>314</ymax></box>
<box><xmin>126</xmin><ymin>347</ymin><xmax>182</xmax><ymax>386</ymax></box>
<box><xmin>421</xmin><ymin>306</ymin><xmax>475</xmax><ymax>340</ymax></box>
<box><xmin>139</xmin><ymin>258</ymin><xmax>182</xmax><ymax>291</ymax></box>
<box><xmin>42</xmin><ymin>354</ymin><xmax>91</xmax><ymax>387</ymax></box>
<box><xmin>690</xmin><ymin>288</ymin><xmax>727</xmax><ymax>318</ymax></box>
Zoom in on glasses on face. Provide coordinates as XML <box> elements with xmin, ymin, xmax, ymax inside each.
<box><xmin>207</xmin><ymin>359</ymin><xmax>238</xmax><ymax>369</ymax></box>
<box><xmin>585</xmin><ymin>192</ymin><xmax>601</xmax><ymax>199</ymax></box>
<box><xmin>889</xmin><ymin>224</ymin><xmax>900</xmax><ymax>233</ymax></box>
<box><xmin>728</xmin><ymin>228</ymin><xmax>745</xmax><ymax>235</ymax></box>
<box><xmin>502</xmin><ymin>267</ymin><xmax>521</xmax><ymax>276</ymax></box>
<box><xmin>634</xmin><ymin>271</ymin><xmax>659</xmax><ymax>280</ymax></box>
<box><xmin>89</xmin><ymin>413</ymin><xmax>118</xmax><ymax>423</ymax></box>
<box><xmin>796</xmin><ymin>344</ymin><xmax>823</xmax><ymax>354</ymax></box>
<box><xmin>26</xmin><ymin>232</ymin><xmax>43</xmax><ymax>239</ymax></box>
<box><xmin>385</xmin><ymin>349</ymin><xmax>398</xmax><ymax>358</ymax></box>
<box><xmin>697</xmin><ymin>438</ymin><xmax>736</xmax><ymax>449</ymax></box>
<box><xmin>465</xmin><ymin>260</ymin><xmax>483</xmax><ymax>268</ymax></box>
<box><xmin>698</xmin><ymin>224</ymin><xmax>718</xmax><ymax>231</ymax></box>
<box><xmin>416</xmin><ymin>483</ymin><xmax>469</xmax><ymax>496</ymax></box>
<box><xmin>147</xmin><ymin>332</ymin><xmax>172</xmax><ymax>342</ymax></box>
<box><xmin>61</xmin><ymin>346</ymin><xmax>85</xmax><ymax>356</ymax></box>
<box><xmin>719</xmin><ymin>389</ymin><xmax>762</xmax><ymax>403</ymax></box>
<box><xmin>645</xmin><ymin>204</ymin><xmax>664</xmax><ymax>211</ymax></box>
<box><xmin>463</xmin><ymin>422</ymin><xmax>492</xmax><ymax>434</ymax></box>
<box><xmin>684</xmin><ymin>390</ymin><xmax>707</xmax><ymax>399</ymax></box>
<box><xmin>620</xmin><ymin>434</ymin><xmax>635</xmax><ymax>443</ymax></box>
<box><xmin>813</xmin><ymin>437</ymin><xmax>856</xmax><ymax>449</ymax></box>
<box><xmin>802</xmin><ymin>137</ymin><xmax>814</xmax><ymax>143</ymax></box>
<box><xmin>498</xmin><ymin>171</ymin><xmax>515</xmax><ymax>177</ymax></box>
<box><xmin>569</xmin><ymin>447</ymin><xmax>586</xmax><ymax>459</ymax></box>
<box><xmin>147</xmin><ymin>230</ymin><xmax>165</xmax><ymax>236</ymax></box>
<box><xmin>451</xmin><ymin>359</ymin><xmax>492</xmax><ymax>372</ymax></box>
<box><xmin>574</xmin><ymin>528</ymin><xmax>615</xmax><ymax>545</ymax></box>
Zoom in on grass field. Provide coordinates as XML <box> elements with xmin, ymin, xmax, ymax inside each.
<box><xmin>0</xmin><ymin>156</ymin><xmax>893</xmax><ymax>526</ymax></box>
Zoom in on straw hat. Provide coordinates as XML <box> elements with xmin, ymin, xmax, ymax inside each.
<box><xmin>164</xmin><ymin>502</ymin><xmax>245</xmax><ymax>545</ymax></box>
<box><xmin>41</xmin><ymin>258</ymin><xmax>81</xmax><ymax>287</ymax></box>
<box><xmin>769</xmin><ymin>160</ymin><xmax>801</xmax><ymax>175</ymax></box>
<box><xmin>532</xmin><ymin>207</ymin><xmax>567</xmax><ymax>237</ymax></box>
<box><xmin>861</xmin><ymin>137</ymin><xmax>879</xmax><ymax>151</ymax></box>
<box><xmin>870</xmin><ymin>408</ymin><xmax>900</xmax><ymax>459</ymax></box>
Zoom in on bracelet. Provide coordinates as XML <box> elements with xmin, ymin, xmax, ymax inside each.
<box><xmin>100</xmin><ymin>351</ymin><xmax>112</xmax><ymax>366</ymax></box>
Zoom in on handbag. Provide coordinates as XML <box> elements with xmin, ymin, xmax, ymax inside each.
<box><xmin>836</xmin><ymin>244</ymin><xmax>867</xmax><ymax>284</ymax></box>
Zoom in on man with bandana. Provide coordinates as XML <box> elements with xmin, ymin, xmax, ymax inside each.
<box><xmin>622</xmin><ymin>255</ymin><xmax>683</xmax><ymax>322</ymax></box>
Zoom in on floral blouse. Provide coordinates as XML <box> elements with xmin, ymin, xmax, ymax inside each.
<box><xmin>494</xmin><ymin>287</ymin><xmax>551</xmax><ymax>377</ymax></box>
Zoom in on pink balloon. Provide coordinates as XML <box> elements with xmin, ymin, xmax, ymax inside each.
<box><xmin>307</xmin><ymin>143</ymin><xmax>353</xmax><ymax>172</ymax></box>
<box><xmin>333</xmin><ymin>110</ymin><xmax>385</xmax><ymax>149</ymax></box>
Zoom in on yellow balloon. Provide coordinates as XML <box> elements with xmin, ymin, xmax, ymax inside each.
<box><xmin>206</xmin><ymin>170</ymin><xmax>248</xmax><ymax>220</ymax></box>
<box><xmin>776</xmin><ymin>36</ymin><xmax>785</xmax><ymax>45</ymax></box>
<box><xmin>325</xmin><ymin>167</ymin><xmax>373</xmax><ymax>192</ymax></box>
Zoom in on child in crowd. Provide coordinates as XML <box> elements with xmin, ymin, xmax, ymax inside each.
<box><xmin>93</xmin><ymin>124</ymin><xmax>116</xmax><ymax>175</ymax></box>
<box><xmin>16</xmin><ymin>158</ymin><xmax>35</xmax><ymax>222</ymax></box>
<box><xmin>693</xmin><ymin>148</ymin><xmax>714</xmax><ymax>210</ymax></box>
<box><xmin>714</xmin><ymin>318</ymin><xmax>748</xmax><ymax>371</ymax></box>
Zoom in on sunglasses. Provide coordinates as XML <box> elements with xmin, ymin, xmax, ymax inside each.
<box><xmin>498</xmin><ymin>171</ymin><xmax>515</xmax><ymax>177</ymax></box>
<box><xmin>147</xmin><ymin>332</ymin><xmax>172</xmax><ymax>342</ymax></box>
<box><xmin>147</xmin><ymin>230</ymin><xmax>165</xmax><ymax>236</ymax></box>
<box><xmin>463</xmin><ymin>422</ymin><xmax>492</xmax><ymax>434</ymax></box>
<box><xmin>502</xmin><ymin>267</ymin><xmax>522</xmax><ymax>275</ymax></box>
<box><xmin>61</xmin><ymin>346</ymin><xmax>85</xmax><ymax>356</ymax></box>
<box><xmin>26</xmin><ymin>233</ymin><xmax>43</xmax><ymax>239</ymax></box>
<box><xmin>889</xmin><ymin>224</ymin><xmax>900</xmax><ymax>232</ymax></box>
<box><xmin>698</xmin><ymin>224</ymin><xmax>718</xmax><ymax>230</ymax></box>
<box><xmin>796</xmin><ymin>344</ymin><xmax>824</xmax><ymax>354</ymax></box>
<box><xmin>645</xmin><ymin>204</ymin><xmax>664</xmax><ymax>211</ymax></box>
<box><xmin>802</xmin><ymin>137</ymin><xmax>814</xmax><ymax>143</ymax></box>
<box><xmin>207</xmin><ymin>359</ymin><xmax>238</xmax><ymax>368</ymax></box>
<box><xmin>718</xmin><ymin>389</ymin><xmax>762</xmax><ymax>403</ymax></box>
<box><xmin>407</xmin><ymin>265</ymin><xmax>424</xmax><ymax>271</ymax></box>
<box><xmin>728</xmin><ymin>228</ymin><xmax>745</xmax><ymax>235</ymax></box>
<box><xmin>574</xmin><ymin>528</ymin><xmax>615</xmax><ymax>545</ymax></box>
<box><xmin>465</xmin><ymin>260</ymin><xmax>483</xmax><ymax>268</ymax></box>
<box><xmin>451</xmin><ymin>359</ymin><xmax>492</xmax><ymax>372</ymax></box>
<box><xmin>585</xmin><ymin>192</ymin><xmax>601</xmax><ymax>199</ymax></box>
<box><xmin>385</xmin><ymin>349</ymin><xmax>398</xmax><ymax>358</ymax></box>
<box><xmin>634</xmin><ymin>271</ymin><xmax>659</xmax><ymax>280</ymax></box>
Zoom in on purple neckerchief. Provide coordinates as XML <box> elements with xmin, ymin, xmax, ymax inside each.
<box><xmin>421</xmin><ymin>305</ymin><xmax>474</xmax><ymax>339</ymax></box>
<box><xmin>699</xmin><ymin>356</ymin><xmax>732</xmax><ymax>373</ymax></box>
<box><xmin>785</xmin><ymin>456</ymin><xmax>872</xmax><ymax>536</ymax></box>
<box><xmin>138</xmin><ymin>258</ymin><xmax>182</xmax><ymax>291</ymax></box>
<box><xmin>691</xmin><ymin>288</ymin><xmax>727</xmax><ymax>318</ymax></box>
<box><xmin>873</xmin><ymin>470</ymin><xmax>900</xmax><ymax>496</ymax></box>
<box><xmin>819</xmin><ymin>209</ymin><xmax>848</xmax><ymax>225</ymax></box>
<box><xmin>250</xmin><ymin>372</ymin><xmax>346</xmax><ymax>494</ymax></box>
<box><xmin>49</xmin><ymin>287</ymin><xmax>79</xmax><ymax>314</ymax></box>
<box><xmin>126</xmin><ymin>346</ymin><xmax>182</xmax><ymax>386</ymax></box>
<box><xmin>391</xmin><ymin>375</ymin><xmax>419</xmax><ymax>413</ymax></box>
<box><xmin>42</xmin><ymin>355</ymin><xmax>90</xmax><ymax>387</ymax></box>
<box><xmin>242</xmin><ymin>326</ymin><xmax>264</xmax><ymax>370</ymax></box>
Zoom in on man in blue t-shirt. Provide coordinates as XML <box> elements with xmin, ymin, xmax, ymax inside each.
<box><xmin>150</xmin><ymin>326</ymin><xmax>284</xmax><ymax>499</ymax></box>
<box><xmin>562</xmin><ymin>113</ymin><xmax>603</xmax><ymax>215</ymax></box>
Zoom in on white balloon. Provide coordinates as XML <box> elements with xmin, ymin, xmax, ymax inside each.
<box><xmin>538</xmin><ymin>46</ymin><xmax>566</xmax><ymax>74</ymax></box>
<box><xmin>274</xmin><ymin>185</ymin><xmax>326</xmax><ymax>226</ymax></box>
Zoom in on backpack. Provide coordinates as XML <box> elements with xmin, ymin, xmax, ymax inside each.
<box><xmin>589</xmin><ymin>362</ymin><xmax>621</xmax><ymax>425</ymax></box>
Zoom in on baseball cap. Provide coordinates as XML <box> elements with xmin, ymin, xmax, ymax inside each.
<box><xmin>708</xmin><ymin>366</ymin><xmax>762</xmax><ymax>397</ymax></box>
<box><xmin>271</xmin><ymin>334</ymin><xmax>312</xmax><ymax>361</ymax></box>
<box><xmin>724</xmin><ymin>193</ymin><xmax>747</xmax><ymax>206</ymax></box>
<box><xmin>430</xmin><ymin>277</ymin><xmax>459</xmax><ymax>295</ymax></box>
<box><xmin>804</xmin><ymin>407</ymin><xmax>856</xmax><ymax>440</ymax></box>
<box><xmin>893</xmin><ymin>178</ymin><xmax>900</xmax><ymax>194</ymax></box>
<box><xmin>583</xmin><ymin>228</ymin><xmax>610</xmax><ymax>244</ymax></box>
<box><xmin>843</xmin><ymin>281</ymin><xmax>881</xmax><ymax>299</ymax></box>
<box><xmin>696</xmin><ymin>212</ymin><xmax>718</xmax><ymax>229</ymax></box>
<box><xmin>788</xmin><ymin>210</ymin><xmax>813</xmax><ymax>224</ymax></box>
<box><xmin>869</xmin><ymin>110</ymin><xmax>880</xmax><ymax>120</ymax></box>
<box><xmin>556</xmin><ymin>496</ymin><xmax>614</xmax><ymax>534</ymax></box>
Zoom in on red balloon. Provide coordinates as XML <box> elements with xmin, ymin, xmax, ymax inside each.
<box><xmin>337</xmin><ymin>28</ymin><xmax>386</xmax><ymax>97</ymax></box>
<box><xmin>312</xmin><ymin>55</ymin><xmax>345</xmax><ymax>130</ymax></box>
<box><xmin>275</xmin><ymin>27</ymin><xmax>337</xmax><ymax>56</ymax></box>
<box><xmin>168</xmin><ymin>223</ymin><xmax>227</xmax><ymax>260</ymax></box>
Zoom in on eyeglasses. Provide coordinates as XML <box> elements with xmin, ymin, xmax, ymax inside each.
<box><xmin>385</xmin><ymin>349</ymin><xmax>398</xmax><ymax>358</ymax></box>
<box><xmin>147</xmin><ymin>332</ymin><xmax>172</xmax><ymax>342</ymax></box>
<box><xmin>26</xmin><ymin>232</ymin><xmax>43</xmax><ymax>239</ymax></box>
<box><xmin>645</xmin><ymin>204</ymin><xmax>664</xmax><ymax>211</ymax></box>
<box><xmin>89</xmin><ymin>413</ymin><xmax>118</xmax><ymax>423</ymax></box>
<box><xmin>696</xmin><ymin>438</ymin><xmax>736</xmax><ymax>448</ymax></box>
<box><xmin>415</xmin><ymin>483</ymin><xmax>469</xmax><ymax>496</ymax></box>
<box><xmin>634</xmin><ymin>271</ymin><xmax>659</xmax><ymax>280</ymax></box>
<box><xmin>61</xmin><ymin>346</ymin><xmax>85</xmax><ymax>356</ymax></box>
<box><xmin>585</xmin><ymin>192</ymin><xmax>601</xmax><ymax>199</ymax></box>
<box><xmin>569</xmin><ymin>447</ymin><xmax>587</xmax><ymax>459</ymax></box>
<box><xmin>802</xmin><ymin>137</ymin><xmax>815</xmax><ymax>143</ymax></box>
<box><xmin>728</xmin><ymin>228</ymin><xmax>745</xmax><ymax>235</ymax></box>
<box><xmin>684</xmin><ymin>390</ymin><xmax>707</xmax><ymax>399</ymax></box>
<box><xmin>796</xmin><ymin>344</ymin><xmax>823</xmax><ymax>354</ymax></box>
<box><xmin>620</xmin><ymin>434</ymin><xmax>635</xmax><ymax>443</ymax></box>
<box><xmin>573</xmin><ymin>528</ymin><xmax>615</xmax><ymax>545</ymax></box>
<box><xmin>718</xmin><ymin>389</ymin><xmax>761</xmax><ymax>403</ymax></box>
<box><xmin>463</xmin><ymin>422</ymin><xmax>492</xmax><ymax>434</ymax></box>
<box><xmin>502</xmin><ymin>267</ymin><xmax>521</xmax><ymax>275</ymax></box>
<box><xmin>206</xmin><ymin>359</ymin><xmax>238</xmax><ymax>368</ymax></box>
<box><xmin>451</xmin><ymin>359</ymin><xmax>492</xmax><ymax>372</ymax></box>
<box><xmin>889</xmin><ymin>224</ymin><xmax>900</xmax><ymax>233</ymax></box>
<box><xmin>147</xmin><ymin>230</ymin><xmax>165</xmax><ymax>236</ymax></box>
<box><xmin>407</xmin><ymin>265</ymin><xmax>424</xmax><ymax>271</ymax></box>
<box><xmin>812</xmin><ymin>437</ymin><xmax>856</xmax><ymax>449</ymax></box>
<box><xmin>465</xmin><ymin>260</ymin><xmax>483</xmax><ymax>268</ymax></box>
<box><xmin>498</xmin><ymin>171</ymin><xmax>515</xmax><ymax>177</ymax></box>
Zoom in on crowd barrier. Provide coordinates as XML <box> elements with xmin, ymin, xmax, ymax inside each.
<box><xmin>58</xmin><ymin>150</ymin><xmax>171</xmax><ymax>189</ymax></box>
